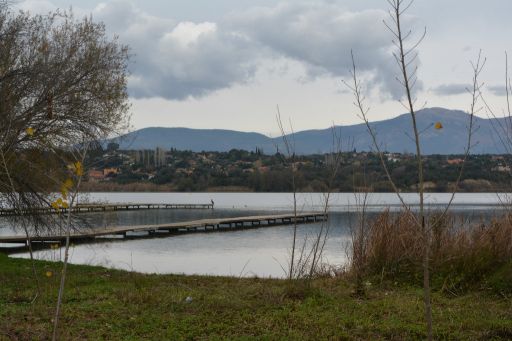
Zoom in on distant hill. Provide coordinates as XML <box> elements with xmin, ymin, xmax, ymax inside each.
<box><xmin>111</xmin><ymin>127</ymin><xmax>271</xmax><ymax>152</ymax></box>
<box><xmin>109</xmin><ymin>108</ymin><xmax>506</xmax><ymax>155</ymax></box>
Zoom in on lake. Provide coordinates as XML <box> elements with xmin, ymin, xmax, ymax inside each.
<box><xmin>2</xmin><ymin>192</ymin><xmax>509</xmax><ymax>278</ymax></box>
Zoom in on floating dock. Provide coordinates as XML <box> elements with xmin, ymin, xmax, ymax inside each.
<box><xmin>0</xmin><ymin>203</ymin><xmax>214</xmax><ymax>217</ymax></box>
<box><xmin>0</xmin><ymin>212</ymin><xmax>327</xmax><ymax>248</ymax></box>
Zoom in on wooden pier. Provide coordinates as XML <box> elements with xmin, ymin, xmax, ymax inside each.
<box><xmin>0</xmin><ymin>212</ymin><xmax>327</xmax><ymax>248</ymax></box>
<box><xmin>0</xmin><ymin>203</ymin><xmax>214</xmax><ymax>217</ymax></box>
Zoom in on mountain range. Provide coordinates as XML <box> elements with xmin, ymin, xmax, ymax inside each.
<box><xmin>109</xmin><ymin>108</ymin><xmax>507</xmax><ymax>155</ymax></box>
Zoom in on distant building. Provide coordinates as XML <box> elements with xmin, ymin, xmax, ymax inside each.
<box><xmin>385</xmin><ymin>153</ymin><xmax>400</xmax><ymax>162</ymax></box>
<box><xmin>133</xmin><ymin>148</ymin><xmax>168</xmax><ymax>168</ymax></box>
<box><xmin>134</xmin><ymin>150</ymin><xmax>154</xmax><ymax>166</ymax></box>
<box><xmin>155</xmin><ymin>147</ymin><xmax>167</xmax><ymax>167</ymax></box>
<box><xmin>493</xmin><ymin>165</ymin><xmax>511</xmax><ymax>172</ymax></box>
<box><xmin>87</xmin><ymin>169</ymin><xmax>104</xmax><ymax>181</ymax></box>
<box><xmin>103</xmin><ymin>168</ymin><xmax>119</xmax><ymax>176</ymax></box>
<box><xmin>447</xmin><ymin>158</ymin><xmax>464</xmax><ymax>165</ymax></box>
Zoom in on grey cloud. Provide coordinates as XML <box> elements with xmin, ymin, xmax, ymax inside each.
<box><xmin>431</xmin><ymin>83</ymin><xmax>471</xmax><ymax>96</ymax></box>
<box><xmin>131</xmin><ymin>23</ymin><xmax>257</xmax><ymax>99</ymax></box>
<box><xmin>226</xmin><ymin>3</ymin><xmax>420</xmax><ymax>100</ymax></box>
<box><xmin>488</xmin><ymin>85</ymin><xmax>508</xmax><ymax>97</ymax></box>
<box><xmin>68</xmin><ymin>1</ymin><xmax>422</xmax><ymax>100</ymax></box>
<box><xmin>92</xmin><ymin>1</ymin><xmax>259</xmax><ymax>100</ymax></box>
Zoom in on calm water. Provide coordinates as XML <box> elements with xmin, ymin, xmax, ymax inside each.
<box><xmin>79</xmin><ymin>192</ymin><xmax>512</xmax><ymax>211</ymax></box>
<box><xmin>2</xmin><ymin>192</ymin><xmax>508</xmax><ymax>278</ymax></box>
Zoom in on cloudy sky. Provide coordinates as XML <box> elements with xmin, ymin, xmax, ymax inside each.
<box><xmin>14</xmin><ymin>0</ymin><xmax>512</xmax><ymax>134</ymax></box>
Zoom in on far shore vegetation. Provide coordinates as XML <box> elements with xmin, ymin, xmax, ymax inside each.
<box><xmin>81</xmin><ymin>144</ymin><xmax>512</xmax><ymax>193</ymax></box>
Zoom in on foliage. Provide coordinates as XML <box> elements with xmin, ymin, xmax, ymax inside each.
<box><xmin>0</xmin><ymin>6</ymin><xmax>130</xmax><ymax>228</ymax></box>
<box><xmin>85</xmin><ymin>148</ymin><xmax>512</xmax><ymax>192</ymax></box>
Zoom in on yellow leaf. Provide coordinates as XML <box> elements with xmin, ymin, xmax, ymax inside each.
<box><xmin>60</xmin><ymin>187</ymin><xmax>68</xmax><ymax>198</ymax></box>
<box><xmin>64</xmin><ymin>178</ymin><xmax>74</xmax><ymax>189</ymax></box>
<box><xmin>61</xmin><ymin>178</ymin><xmax>74</xmax><ymax>197</ymax></box>
<box><xmin>45</xmin><ymin>271</ymin><xmax>53</xmax><ymax>278</ymax></box>
<box><xmin>26</xmin><ymin>127</ymin><xmax>35</xmax><ymax>136</ymax></box>
<box><xmin>61</xmin><ymin>200</ymin><xmax>69</xmax><ymax>209</ymax></box>
<box><xmin>69</xmin><ymin>161</ymin><xmax>84</xmax><ymax>176</ymax></box>
<box><xmin>434</xmin><ymin>122</ymin><xmax>443</xmax><ymax>130</ymax></box>
<box><xmin>51</xmin><ymin>201</ymin><xmax>60</xmax><ymax>210</ymax></box>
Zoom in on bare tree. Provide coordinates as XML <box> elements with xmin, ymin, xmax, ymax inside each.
<box><xmin>0</xmin><ymin>148</ymin><xmax>41</xmax><ymax>302</ymax></box>
<box><xmin>0</xmin><ymin>7</ymin><xmax>130</xmax><ymax>233</ymax></box>
<box><xmin>51</xmin><ymin>146</ymin><xmax>88</xmax><ymax>341</ymax></box>
<box><xmin>276</xmin><ymin>108</ymin><xmax>300</xmax><ymax>280</ymax></box>
<box><xmin>348</xmin><ymin>173</ymin><xmax>371</xmax><ymax>296</ymax></box>
<box><xmin>483</xmin><ymin>52</ymin><xmax>512</xmax><ymax>189</ymax></box>
<box><xmin>306</xmin><ymin>128</ymin><xmax>343</xmax><ymax>279</ymax></box>
<box><xmin>345</xmin><ymin>1</ymin><xmax>482</xmax><ymax>339</ymax></box>
<box><xmin>0</xmin><ymin>6</ymin><xmax>130</xmax><ymax>338</ymax></box>
<box><xmin>275</xmin><ymin>114</ymin><xmax>345</xmax><ymax>280</ymax></box>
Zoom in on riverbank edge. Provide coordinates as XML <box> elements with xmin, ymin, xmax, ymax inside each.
<box><xmin>1</xmin><ymin>253</ymin><xmax>511</xmax><ymax>340</ymax></box>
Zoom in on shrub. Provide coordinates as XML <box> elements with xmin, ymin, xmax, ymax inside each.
<box><xmin>352</xmin><ymin>210</ymin><xmax>512</xmax><ymax>295</ymax></box>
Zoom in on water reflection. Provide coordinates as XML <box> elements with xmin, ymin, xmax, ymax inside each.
<box><xmin>10</xmin><ymin>210</ymin><xmax>351</xmax><ymax>277</ymax></box>
<box><xmin>7</xmin><ymin>206</ymin><xmax>500</xmax><ymax>277</ymax></box>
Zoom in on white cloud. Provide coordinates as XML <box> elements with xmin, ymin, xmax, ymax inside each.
<box><xmin>14</xmin><ymin>0</ymin><xmax>420</xmax><ymax>101</ymax></box>
<box><xmin>167</xmin><ymin>22</ymin><xmax>217</xmax><ymax>46</ymax></box>
<box><xmin>89</xmin><ymin>1</ymin><xmax>418</xmax><ymax>101</ymax></box>
<box><xmin>226</xmin><ymin>3</ymin><xmax>418</xmax><ymax>99</ymax></box>
<box><xmin>89</xmin><ymin>0</ymin><xmax>259</xmax><ymax>100</ymax></box>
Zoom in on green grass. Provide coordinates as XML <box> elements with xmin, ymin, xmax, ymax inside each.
<box><xmin>1</xmin><ymin>253</ymin><xmax>511</xmax><ymax>340</ymax></box>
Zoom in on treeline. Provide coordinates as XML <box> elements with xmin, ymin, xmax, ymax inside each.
<box><xmin>85</xmin><ymin>148</ymin><xmax>512</xmax><ymax>192</ymax></box>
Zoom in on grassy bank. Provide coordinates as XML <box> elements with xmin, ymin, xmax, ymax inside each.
<box><xmin>1</xmin><ymin>254</ymin><xmax>511</xmax><ymax>340</ymax></box>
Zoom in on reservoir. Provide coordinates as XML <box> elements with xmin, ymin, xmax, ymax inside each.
<box><xmin>1</xmin><ymin>192</ymin><xmax>507</xmax><ymax>277</ymax></box>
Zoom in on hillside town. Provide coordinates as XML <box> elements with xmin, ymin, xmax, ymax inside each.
<box><xmin>83</xmin><ymin>143</ymin><xmax>512</xmax><ymax>192</ymax></box>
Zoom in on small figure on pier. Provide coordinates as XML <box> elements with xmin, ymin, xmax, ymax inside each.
<box><xmin>210</xmin><ymin>199</ymin><xmax>214</xmax><ymax>207</ymax></box>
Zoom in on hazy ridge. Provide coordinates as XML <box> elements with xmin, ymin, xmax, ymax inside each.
<box><xmin>110</xmin><ymin>108</ymin><xmax>504</xmax><ymax>155</ymax></box>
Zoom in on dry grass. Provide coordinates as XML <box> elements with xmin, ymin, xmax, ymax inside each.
<box><xmin>353</xmin><ymin>210</ymin><xmax>512</xmax><ymax>295</ymax></box>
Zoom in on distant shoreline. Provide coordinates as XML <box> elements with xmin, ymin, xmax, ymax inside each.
<box><xmin>80</xmin><ymin>182</ymin><xmax>510</xmax><ymax>193</ymax></box>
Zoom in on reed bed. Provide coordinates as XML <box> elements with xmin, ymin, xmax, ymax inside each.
<box><xmin>353</xmin><ymin>210</ymin><xmax>512</xmax><ymax>295</ymax></box>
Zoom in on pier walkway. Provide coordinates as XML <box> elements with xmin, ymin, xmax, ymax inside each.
<box><xmin>0</xmin><ymin>212</ymin><xmax>327</xmax><ymax>247</ymax></box>
<box><xmin>0</xmin><ymin>203</ymin><xmax>213</xmax><ymax>217</ymax></box>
